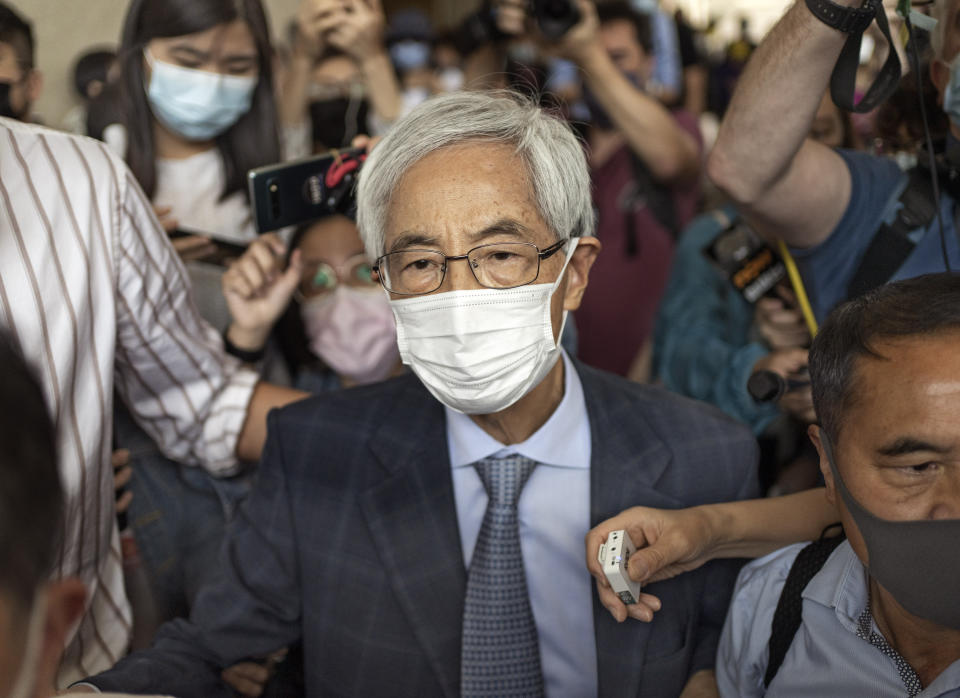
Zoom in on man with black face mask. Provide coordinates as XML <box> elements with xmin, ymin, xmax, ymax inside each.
<box><xmin>716</xmin><ymin>273</ymin><xmax>960</xmax><ymax>697</ymax></box>
<box><xmin>557</xmin><ymin>0</ymin><xmax>702</xmax><ymax>380</ymax></box>
<box><xmin>0</xmin><ymin>2</ymin><xmax>41</xmax><ymax>122</ymax></box>
<box><xmin>279</xmin><ymin>0</ymin><xmax>402</xmax><ymax>154</ymax></box>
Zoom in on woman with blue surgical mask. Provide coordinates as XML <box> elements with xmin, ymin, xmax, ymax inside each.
<box><xmin>109</xmin><ymin>0</ymin><xmax>301</xmax><ymax>324</ymax></box>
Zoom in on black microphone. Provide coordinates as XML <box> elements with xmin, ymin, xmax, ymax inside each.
<box><xmin>747</xmin><ymin>370</ymin><xmax>810</xmax><ymax>403</ymax></box>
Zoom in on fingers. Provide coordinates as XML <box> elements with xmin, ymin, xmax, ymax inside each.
<box><xmin>595</xmin><ymin>580</ymin><xmax>662</xmax><ymax>623</ymax></box>
<box><xmin>111</xmin><ymin>448</ymin><xmax>130</xmax><ymax>469</ymax></box>
<box><xmin>350</xmin><ymin>134</ymin><xmax>381</xmax><ymax>153</ymax></box>
<box><xmin>113</xmin><ymin>462</ymin><xmax>132</xmax><ymax>490</ymax></box>
<box><xmin>224</xmin><ymin>237</ymin><xmax>285</xmax><ymax>300</ymax></box>
<box><xmin>627</xmin><ymin>542</ymin><xmax>668</xmax><ymax>584</ymax></box>
<box><xmin>171</xmin><ymin>235</ymin><xmax>216</xmax><ymax>263</ymax></box>
<box><xmin>115</xmin><ymin>489</ymin><xmax>133</xmax><ymax>515</ymax></box>
<box><xmin>222</xmin><ymin>662</ymin><xmax>271</xmax><ymax>698</ymax></box>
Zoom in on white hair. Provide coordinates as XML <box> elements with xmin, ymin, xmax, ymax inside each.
<box><xmin>355</xmin><ymin>90</ymin><xmax>595</xmax><ymax>259</ymax></box>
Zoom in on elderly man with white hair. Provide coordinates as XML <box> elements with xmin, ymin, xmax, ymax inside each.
<box><xmin>76</xmin><ymin>90</ymin><xmax>758</xmax><ymax>698</ymax></box>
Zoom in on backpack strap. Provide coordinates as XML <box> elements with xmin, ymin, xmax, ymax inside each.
<box><xmin>846</xmin><ymin>166</ymin><xmax>938</xmax><ymax>300</ymax></box>
<box><xmin>763</xmin><ymin>530</ymin><xmax>846</xmax><ymax>688</ymax></box>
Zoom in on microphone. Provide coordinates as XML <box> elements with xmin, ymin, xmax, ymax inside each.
<box><xmin>704</xmin><ymin>218</ymin><xmax>786</xmax><ymax>304</ymax></box>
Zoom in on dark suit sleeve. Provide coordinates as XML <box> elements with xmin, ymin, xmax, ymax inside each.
<box><xmin>689</xmin><ymin>434</ymin><xmax>761</xmax><ymax>677</ymax></box>
<box><xmin>87</xmin><ymin>410</ymin><xmax>303</xmax><ymax>697</ymax></box>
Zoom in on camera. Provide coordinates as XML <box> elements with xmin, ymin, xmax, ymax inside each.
<box><xmin>248</xmin><ymin>148</ymin><xmax>366</xmax><ymax>234</ymax></box>
<box><xmin>532</xmin><ymin>0</ymin><xmax>581</xmax><ymax>40</ymax></box>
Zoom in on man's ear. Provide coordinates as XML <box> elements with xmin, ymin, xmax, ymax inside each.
<box><xmin>24</xmin><ymin>68</ymin><xmax>42</xmax><ymax>105</ymax></box>
<box><xmin>808</xmin><ymin>424</ymin><xmax>836</xmax><ymax>507</ymax></box>
<box><xmin>33</xmin><ymin>578</ymin><xmax>86</xmax><ymax>695</ymax></box>
<box><xmin>562</xmin><ymin>236</ymin><xmax>601</xmax><ymax>312</ymax></box>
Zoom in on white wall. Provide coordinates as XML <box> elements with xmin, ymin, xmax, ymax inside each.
<box><xmin>23</xmin><ymin>0</ymin><xmax>302</xmax><ymax>127</ymax></box>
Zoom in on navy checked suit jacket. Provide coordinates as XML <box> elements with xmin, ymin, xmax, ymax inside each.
<box><xmin>90</xmin><ymin>361</ymin><xmax>759</xmax><ymax>697</ymax></box>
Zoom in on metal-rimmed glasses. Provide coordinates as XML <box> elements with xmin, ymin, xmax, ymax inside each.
<box><xmin>373</xmin><ymin>239</ymin><xmax>567</xmax><ymax>296</ymax></box>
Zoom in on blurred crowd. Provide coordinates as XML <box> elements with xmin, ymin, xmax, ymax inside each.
<box><xmin>1</xmin><ymin>0</ymin><xmax>959</xmax><ymax>696</ymax></box>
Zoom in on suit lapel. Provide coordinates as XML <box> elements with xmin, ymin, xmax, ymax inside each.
<box><xmin>359</xmin><ymin>378</ymin><xmax>466</xmax><ymax>698</ymax></box>
<box><xmin>578</xmin><ymin>362</ymin><xmax>681</xmax><ymax>698</ymax></box>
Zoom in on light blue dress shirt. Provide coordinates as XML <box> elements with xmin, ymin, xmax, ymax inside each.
<box><xmin>717</xmin><ymin>540</ymin><xmax>960</xmax><ymax>697</ymax></box>
<box><xmin>445</xmin><ymin>350</ymin><xmax>596</xmax><ymax>698</ymax></box>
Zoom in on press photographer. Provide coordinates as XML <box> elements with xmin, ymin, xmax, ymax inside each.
<box><xmin>709</xmin><ymin>0</ymin><xmax>960</xmax><ymax>316</ymax></box>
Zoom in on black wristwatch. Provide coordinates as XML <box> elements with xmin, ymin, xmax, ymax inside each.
<box><xmin>223</xmin><ymin>329</ymin><xmax>266</xmax><ymax>364</ymax></box>
<box><xmin>805</xmin><ymin>0</ymin><xmax>879</xmax><ymax>34</ymax></box>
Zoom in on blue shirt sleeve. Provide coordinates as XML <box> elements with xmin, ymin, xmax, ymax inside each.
<box><xmin>790</xmin><ymin>150</ymin><xmax>906</xmax><ymax>320</ymax></box>
<box><xmin>716</xmin><ymin>544</ymin><xmax>806</xmax><ymax>698</ymax></box>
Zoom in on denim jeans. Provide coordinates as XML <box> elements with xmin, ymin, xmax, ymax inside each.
<box><xmin>114</xmin><ymin>402</ymin><xmax>254</xmax><ymax>625</ymax></box>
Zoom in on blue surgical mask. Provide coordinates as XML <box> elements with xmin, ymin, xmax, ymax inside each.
<box><xmin>389</xmin><ymin>40</ymin><xmax>430</xmax><ymax>73</ymax></box>
<box><xmin>943</xmin><ymin>56</ymin><xmax>960</xmax><ymax>128</ymax></box>
<box><xmin>145</xmin><ymin>49</ymin><xmax>257</xmax><ymax>141</ymax></box>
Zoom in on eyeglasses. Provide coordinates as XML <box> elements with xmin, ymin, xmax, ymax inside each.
<box><xmin>373</xmin><ymin>240</ymin><xmax>567</xmax><ymax>296</ymax></box>
<box><xmin>296</xmin><ymin>254</ymin><xmax>375</xmax><ymax>300</ymax></box>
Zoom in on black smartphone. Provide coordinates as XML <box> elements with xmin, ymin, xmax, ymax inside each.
<box><xmin>248</xmin><ymin>148</ymin><xmax>365</xmax><ymax>234</ymax></box>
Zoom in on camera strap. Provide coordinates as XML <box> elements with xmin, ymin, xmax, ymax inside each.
<box><xmin>805</xmin><ymin>0</ymin><xmax>901</xmax><ymax>113</ymax></box>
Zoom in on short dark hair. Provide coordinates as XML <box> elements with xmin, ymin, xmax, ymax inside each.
<box><xmin>0</xmin><ymin>1</ymin><xmax>34</xmax><ymax>69</ymax></box>
<box><xmin>809</xmin><ymin>273</ymin><xmax>960</xmax><ymax>440</ymax></box>
<box><xmin>73</xmin><ymin>48</ymin><xmax>115</xmax><ymax>99</ymax></box>
<box><xmin>596</xmin><ymin>1</ymin><xmax>653</xmax><ymax>55</ymax></box>
<box><xmin>0</xmin><ymin>331</ymin><xmax>62</xmax><ymax>607</ymax></box>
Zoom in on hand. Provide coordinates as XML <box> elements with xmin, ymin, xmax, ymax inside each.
<box><xmin>312</xmin><ymin>0</ymin><xmax>387</xmax><ymax>62</ymax></box>
<box><xmin>493</xmin><ymin>0</ymin><xmax>529</xmax><ymax>36</ymax></box>
<box><xmin>113</xmin><ymin>448</ymin><xmax>133</xmax><ymax>515</ymax></box>
<box><xmin>585</xmin><ymin>505</ymin><xmax>719</xmax><ymax>623</ymax></box>
<box><xmin>755</xmin><ymin>287</ymin><xmax>810</xmax><ymax>350</ymax></box>
<box><xmin>153</xmin><ymin>205</ymin><xmax>178</xmax><ymax>233</ymax></box>
<box><xmin>752</xmin><ymin>348</ymin><xmax>815</xmax><ymax>422</ymax></box>
<box><xmin>221</xmin><ymin>648</ymin><xmax>288</xmax><ymax>698</ymax></box>
<box><xmin>222</xmin><ymin>234</ymin><xmax>303</xmax><ymax>352</ymax></box>
<box><xmin>351</xmin><ymin>133</ymin><xmax>381</xmax><ymax>153</ymax></box>
<box><xmin>555</xmin><ymin>0</ymin><xmax>601</xmax><ymax>63</ymax></box>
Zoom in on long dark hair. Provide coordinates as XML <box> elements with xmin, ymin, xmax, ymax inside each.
<box><xmin>117</xmin><ymin>0</ymin><xmax>280</xmax><ymax>200</ymax></box>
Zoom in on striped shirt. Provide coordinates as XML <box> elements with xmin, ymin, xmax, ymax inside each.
<box><xmin>0</xmin><ymin>117</ymin><xmax>258</xmax><ymax>687</ymax></box>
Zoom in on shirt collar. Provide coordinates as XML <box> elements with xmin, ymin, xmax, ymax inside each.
<box><xmin>801</xmin><ymin>540</ymin><xmax>870</xmax><ymax>635</ymax></box>
<box><xmin>445</xmin><ymin>350</ymin><xmax>591</xmax><ymax>470</ymax></box>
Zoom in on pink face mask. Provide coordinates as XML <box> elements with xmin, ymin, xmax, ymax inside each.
<box><xmin>300</xmin><ymin>285</ymin><xmax>400</xmax><ymax>385</ymax></box>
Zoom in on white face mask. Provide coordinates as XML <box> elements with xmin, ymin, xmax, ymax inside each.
<box><xmin>5</xmin><ymin>592</ymin><xmax>47</xmax><ymax>698</ymax></box>
<box><xmin>388</xmin><ymin>241</ymin><xmax>577</xmax><ymax>414</ymax></box>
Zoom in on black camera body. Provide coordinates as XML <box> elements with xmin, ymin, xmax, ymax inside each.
<box><xmin>454</xmin><ymin>0</ymin><xmax>581</xmax><ymax>56</ymax></box>
<box><xmin>532</xmin><ymin>0</ymin><xmax>581</xmax><ymax>40</ymax></box>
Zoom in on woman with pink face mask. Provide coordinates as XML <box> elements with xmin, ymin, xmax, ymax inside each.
<box><xmin>222</xmin><ymin>214</ymin><xmax>402</xmax><ymax>391</ymax></box>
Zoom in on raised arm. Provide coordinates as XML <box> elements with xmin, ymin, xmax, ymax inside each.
<box><xmin>562</xmin><ymin>0</ymin><xmax>700</xmax><ymax>183</ymax></box>
<box><xmin>707</xmin><ymin>0</ymin><xmax>856</xmax><ymax>248</ymax></box>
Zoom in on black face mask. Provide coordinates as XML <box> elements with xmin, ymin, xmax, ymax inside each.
<box><xmin>309</xmin><ymin>96</ymin><xmax>370</xmax><ymax>151</ymax></box>
<box><xmin>0</xmin><ymin>81</ymin><xmax>26</xmax><ymax>120</ymax></box>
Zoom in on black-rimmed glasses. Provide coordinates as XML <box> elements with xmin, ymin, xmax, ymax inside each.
<box><xmin>373</xmin><ymin>239</ymin><xmax>567</xmax><ymax>296</ymax></box>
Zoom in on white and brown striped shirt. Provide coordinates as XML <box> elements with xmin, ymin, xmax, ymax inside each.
<box><xmin>0</xmin><ymin>117</ymin><xmax>258</xmax><ymax>686</ymax></box>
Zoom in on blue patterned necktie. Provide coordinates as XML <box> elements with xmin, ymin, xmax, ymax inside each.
<box><xmin>461</xmin><ymin>455</ymin><xmax>544</xmax><ymax>698</ymax></box>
